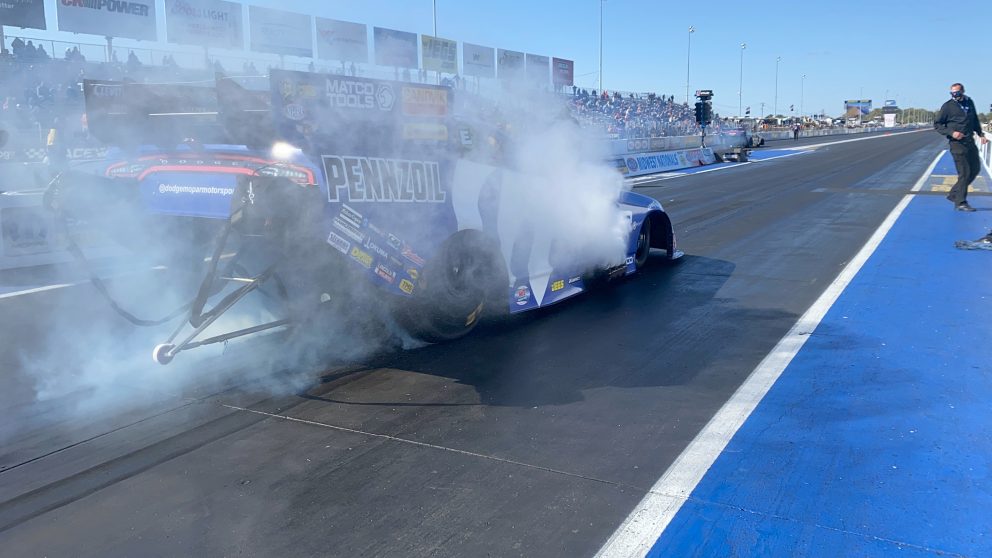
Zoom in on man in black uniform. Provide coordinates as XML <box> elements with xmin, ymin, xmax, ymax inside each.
<box><xmin>934</xmin><ymin>83</ymin><xmax>988</xmax><ymax>211</ymax></box>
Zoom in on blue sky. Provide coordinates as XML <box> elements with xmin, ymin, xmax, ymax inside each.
<box><xmin>7</xmin><ymin>0</ymin><xmax>991</xmax><ymax>117</ymax></box>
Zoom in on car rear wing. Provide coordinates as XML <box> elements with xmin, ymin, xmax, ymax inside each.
<box><xmin>84</xmin><ymin>71</ymin><xmax>454</xmax><ymax>155</ymax></box>
<box><xmin>83</xmin><ymin>79</ymin><xmax>225</xmax><ymax>147</ymax></box>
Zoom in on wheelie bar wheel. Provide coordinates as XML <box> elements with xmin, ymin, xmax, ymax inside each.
<box><xmin>152</xmin><ymin>343</ymin><xmax>177</xmax><ymax>365</ymax></box>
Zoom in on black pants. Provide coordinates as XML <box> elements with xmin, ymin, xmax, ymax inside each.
<box><xmin>948</xmin><ymin>139</ymin><xmax>980</xmax><ymax>204</ymax></box>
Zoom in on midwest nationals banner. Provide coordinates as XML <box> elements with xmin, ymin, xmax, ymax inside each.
<box><xmin>165</xmin><ymin>0</ymin><xmax>243</xmax><ymax>50</ymax></box>
<box><xmin>315</xmin><ymin>17</ymin><xmax>368</xmax><ymax>63</ymax></box>
<box><xmin>497</xmin><ymin>49</ymin><xmax>524</xmax><ymax>81</ymax></box>
<box><xmin>0</xmin><ymin>0</ymin><xmax>46</xmax><ymax>30</ymax></box>
<box><xmin>249</xmin><ymin>5</ymin><xmax>312</xmax><ymax>57</ymax></box>
<box><xmin>57</xmin><ymin>0</ymin><xmax>158</xmax><ymax>41</ymax></box>
<box><xmin>462</xmin><ymin>43</ymin><xmax>494</xmax><ymax>78</ymax></box>
<box><xmin>421</xmin><ymin>35</ymin><xmax>457</xmax><ymax>73</ymax></box>
<box><xmin>373</xmin><ymin>27</ymin><xmax>418</xmax><ymax>68</ymax></box>
<box><xmin>552</xmin><ymin>58</ymin><xmax>574</xmax><ymax>87</ymax></box>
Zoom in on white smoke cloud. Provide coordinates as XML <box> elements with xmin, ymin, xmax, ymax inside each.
<box><xmin>2</xmin><ymin>71</ymin><xmax>633</xmax><ymax>438</ymax></box>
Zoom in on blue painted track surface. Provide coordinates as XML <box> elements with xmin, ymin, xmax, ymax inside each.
<box><xmin>648</xmin><ymin>152</ymin><xmax>992</xmax><ymax>557</ymax></box>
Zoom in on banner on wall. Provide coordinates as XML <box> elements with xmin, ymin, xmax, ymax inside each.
<box><xmin>165</xmin><ymin>0</ymin><xmax>243</xmax><ymax>50</ymax></box>
<box><xmin>497</xmin><ymin>49</ymin><xmax>524</xmax><ymax>81</ymax></box>
<box><xmin>525</xmin><ymin>53</ymin><xmax>549</xmax><ymax>86</ymax></box>
<box><xmin>421</xmin><ymin>35</ymin><xmax>457</xmax><ymax>74</ymax></box>
<box><xmin>462</xmin><ymin>43</ymin><xmax>494</xmax><ymax>78</ymax></box>
<box><xmin>0</xmin><ymin>0</ymin><xmax>46</xmax><ymax>30</ymax></box>
<box><xmin>552</xmin><ymin>58</ymin><xmax>574</xmax><ymax>87</ymax></box>
<box><xmin>57</xmin><ymin>0</ymin><xmax>157</xmax><ymax>40</ymax></box>
<box><xmin>315</xmin><ymin>18</ymin><xmax>368</xmax><ymax>63</ymax></box>
<box><xmin>373</xmin><ymin>27</ymin><xmax>418</xmax><ymax>68</ymax></box>
<box><xmin>249</xmin><ymin>6</ymin><xmax>312</xmax><ymax>57</ymax></box>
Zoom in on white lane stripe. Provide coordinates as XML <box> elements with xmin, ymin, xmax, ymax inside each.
<box><xmin>595</xmin><ymin>149</ymin><xmax>945</xmax><ymax>558</ymax></box>
<box><xmin>0</xmin><ymin>282</ymin><xmax>78</xmax><ymax>300</ymax></box>
<box><xmin>796</xmin><ymin>128</ymin><xmax>926</xmax><ymax>150</ymax></box>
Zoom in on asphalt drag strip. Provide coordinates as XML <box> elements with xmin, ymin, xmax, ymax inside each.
<box><xmin>0</xmin><ymin>129</ymin><xmax>953</xmax><ymax>556</ymax></box>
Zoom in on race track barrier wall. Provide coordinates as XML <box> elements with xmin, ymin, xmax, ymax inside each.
<box><xmin>0</xmin><ymin>190</ymin><xmax>120</xmax><ymax>271</ymax></box>
<box><xmin>616</xmin><ymin>147</ymin><xmax>717</xmax><ymax>178</ymax></box>
<box><xmin>978</xmin><ymin>130</ymin><xmax>992</xmax><ymax>176</ymax></box>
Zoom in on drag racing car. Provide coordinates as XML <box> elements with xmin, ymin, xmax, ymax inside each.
<box><xmin>724</xmin><ymin>126</ymin><xmax>764</xmax><ymax>148</ymax></box>
<box><xmin>47</xmin><ymin>70</ymin><xmax>682</xmax><ymax>364</ymax></box>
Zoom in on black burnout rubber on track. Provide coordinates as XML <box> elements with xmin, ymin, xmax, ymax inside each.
<box><xmin>0</xmin><ymin>130</ymin><xmax>945</xmax><ymax>557</ymax></box>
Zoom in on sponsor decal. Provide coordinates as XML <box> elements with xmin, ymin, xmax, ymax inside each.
<box><xmin>514</xmin><ymin>285</ymin><xmax>531</xmax><ymax>306</ymax></box>
<box><xmin>375</xmin><ymin>264</ymin><xmax>396</xmax><ymax>284</ymax></box>
<box><xmin>283</xmin><ymin>103</ymin><xmax>305</xmax><ymax>121</ymax></box>
<box><xmin>323</xmin><ymin>78</ymin><xmax>394</xmax><ymax>111</ymax></box>
<box><xmin>326</xmin><ymin>231</ymin><xmax>350</xmax><ymax>254</ymax></box>
<box><xmin>67</xmin><ymin>147</ymin><xmax>109</xmax><ymax>161</ymax></box>
<box><xmin>399</xmin><ymin>278</ymin><xmax>415</xmax><ymax>294</ymax></box>
<box><xmin>625</xmin><ymin>256</ymin><xmax>635</xmax><ymax>266</ymax></box>
<box><xmin>568</xmin><ymin>276</ymin><xmax>581</xmax><ymax>284</ymax></box>
<box><xmin>551</xmin><ymin>279</ymin><xmax>565</xmax><ymax>292</ymax></box>
<box><xmin>626</xmin><ymin>157</ymin><xmax>639</xmax><ymax>172</ymax></box>
<box><xmin>407</xmin><ymin>268</ymin><xmax>419</xmax><ymax>281</ymax></box>
<box><xmin>339</xmin><ymin>204</ymin><xmax>363</xmax><ymax>227</ymax></box>
<box><xmin>349</xmin><ymin>246</ymin><xmax>373</xmax><ymax>268</ymax></box>
<box><xmin>402</xmin><ymin>123</ymin><xmax>449</xmax><ymax>141</ymax></box>
<box><xmin>90</xmin><ymin>84</ymin><xmax>122</xmax><ymax>98</ymax></box>
<box><xmin>332</xmin><ymin>217</ymin><xmax>363</xmax><ymax>243</ymax></box>
<box><xmin>157</xmin><ymin>183</ymin><xmax>234</xmax><ymax>196</ymax></box>
<box><xmin>323</xmin><ymin>156</ymin><xmax>446</xmax><ymax>203</ymax></box>
<box><xmin>401</xmin><ymin>245</ymin><xmax>425</xmax><ymax>266</ymax></box>
<box><xmin>385</xmin><ymin>233</ymin><xmax>402</xmax><ymax>250</ymax></box>
<box><xmin>375</xmin><ymin>85</ymin><xmax>395</xmax><ymax>111</ymax></box>
<box><xmin>363</xmin><ymin>237</ymin><xmax>389</xmax><ymax>259</ymax></box>
<box><xmin>401</xmin><ymin>86</ymin><xmax>448</xmax><ymax>116</ymax></box>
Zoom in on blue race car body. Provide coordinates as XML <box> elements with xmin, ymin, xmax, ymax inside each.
<box><xmin>64</xmin><ymin>70</ymin><xmax>680</xmax><ymax>359</ymax></box>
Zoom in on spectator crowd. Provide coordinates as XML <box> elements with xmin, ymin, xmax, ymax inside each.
<box><xmin>2</xmin><ymin>36</ymin><xmax>735</xmax><ymax>160</ymax></box>
<box><xmin>567</xmin><ymin>88</ymin><xmax>731</xmax><ymax>139</ymax></box>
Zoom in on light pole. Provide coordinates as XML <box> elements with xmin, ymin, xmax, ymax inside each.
<box><xmin>738</xmin><ymin>42</ymin><xmax>746</xmax><ymax>118</ymax></box>
<box><xmin>685</xmin><ymin>26</ymin><xmax>694</xmax><ymax>104</ymax></box>
<box><xmin>800</xmin><ymin>74</ymin><xmax>806</xmax><ymax>119</ymax></box>
<box><xmin>599</xmin><ymin>0</ymin><xmax>605</xmax><ymax>92</ymax></box>
<box><xmin>773</xmin><ymin>56</ymin><xmax>781</xmax><ymax>118</ymax></box>
<box><xmin>432</xmin><ymin>0</ymin><xmax>437</xmax><ymax>35</ymax></box>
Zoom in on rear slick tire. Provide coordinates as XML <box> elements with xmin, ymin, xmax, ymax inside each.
<box><xmin>634</xmin><ymin>216</ymin><xmax>652</xmax><ymax>269</ymax></box>
<box><xmin>397</xmin><ymin>231</ymin><xmax>505</xmax><ymax>343</ymax></box>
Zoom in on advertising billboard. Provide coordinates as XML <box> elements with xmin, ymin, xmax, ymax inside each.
<box><xmin>315</xmin><ymin>18</ymin><xmax>368</xmax><ymax>63</ymax></box>
<box><xmin>57</xmin><ymin>0</ymin><xmax>158</xmax><ymax>41</ymax></box>
<box><xmin>0</xmin><ymin>0</ymin><xmax>46</xmax><ymax>30</ymax></box>
<box><xmin>373</xmin><ymin>27</ymin><xmax>418</xmax><ymax>68</ymax></box>
<box><xmin>165</xmin><ymin>0</ymin><xmax>243</xmax><ymax>50</ymax></box>
<box><xmin>497</xmin><ymin>49</ymin><xmax>524</xmax><ymax>81</ymax></box>
<box><xmin>552</xmin><ymin>57</ymin><xmax>574</xmax><ymax>87</ymax></box>
<box><xmin>525</xmin><ymin>53</ymin><xmax>549</xmax><ymax>86</ymax></box>
<box><xmin>249</xmin><ymin>6</ymin><xmax>312</xmax><ymax>57</ymax></box>
<box><xmin>462</xmin><ymin>43</ymin><xmax>494</xmax><ymax>78</ymax></box>
<box><xmin>844</xmin><ymin>99</ymin><xmax>872</xmax><ymax>118</ymax></box>
<box><xmin>421</xmin><ymin>35</ymin><xmax>457</xmax><ymax>74</ymax></box>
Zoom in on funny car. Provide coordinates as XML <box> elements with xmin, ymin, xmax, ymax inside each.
<box><xmin>48</xmin><ymin>70</ymin><xmax>682</xmax><ymax>364</ymax></box>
